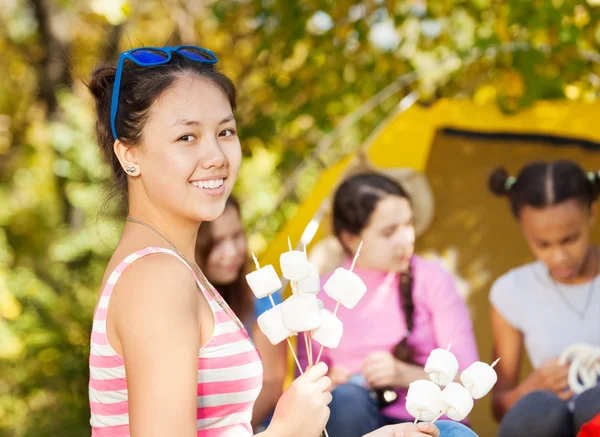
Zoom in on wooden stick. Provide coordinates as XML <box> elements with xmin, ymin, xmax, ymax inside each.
<box><xmin>315</xmin><ymin>242</ymin><xmax>362</xmax><ymax>364</ymax></box>
<box><xmin>333</xmin><ymin>301</ymin><xmax>341</xmax><ymax>315</ymax></box>
<box><xmin>268</xmin><ymin>294</ymin><xmax>303</xmax><ymax>375</ymax></box>
<box><xmin>287</xmin><ymin>338</ymin><xmax>303</xmax><ymax>375</ymax></box>
<box><xmin>288</xmin><ymin>237</ymin><xmax>293</xmax><ymax>251</ymax></box>
<box><xmin>350</xmin><ymin>240</ymin><xmax>363</xmax><ymax>271</ymax></box>
<box><xmin>316</xmin><ymin>343</ymin><xmax>325</xmax><ymax>364</ymax></box>
<box><xmin>305</xmin><ymin>333</ymin><xmax>312</xmax><ymax>366</ymax></box>
<box><xmin>308</xmin><ymin>331</ymin><xmax>314</xmax><ymax>365</ymax></box>
<box><xmin>431</xmin><ymin>410</ymin><xmax>445</xmax><ymax>423</ymax></box>
<box><xmin>491</xmin><ymin>358</ymin><xmax>500</xmax><ymax>368</ymax></box>
<box><xmin>251</xmin><ymin>252</ymin><xmax>261</xmax><ymax>270</ymax></box>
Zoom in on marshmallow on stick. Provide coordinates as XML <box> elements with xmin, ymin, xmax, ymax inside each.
<box><xmin>311</xmin><ymin>308</ymin><xmax>343</xmax><ymax>349</ymax></box>
<box><xmin>433</xmin><ymin>382</ymin><xmax>474</xmax><ymax>422</ymax></box>
<box><xmin>322</xmin><ymin>241</ymin><xmax>367</xmax><ymax>310</ymax></box>
<box><xmin>281</xmin><ymin>239</ymin><xmax>317</xmax><ymax>364</ymax></box>
<box><xmin>246</xmin><ymin>254</ymin><xmax>283</xmax><ymax>299</ymax></box>
<box><xmin>315</xmin><ymin>241</ymin><xmax>365</xmax><ymax>363</ymax></box>
<box><xmin>298</xmin><ymin>262</ymin><xmax>320</xmax><ymax>295</ymax></box>
<box><xmin>281</xmin><ymin>294</ymin><xmax>322</xmax><ymax>332</ymax></box>
<box><xmin>406</xmin><ymin>380</ymin><xmax>442</xmax><ymax>423</ymax></box>
<box><xmin>424</xmin><ymin>344</ymin><xmax>459</xmax><ymax>387</ymax></box>
<box><xmin>248</xmin><ymin>253</ymin><xmax>303</xmax><ymax>374</ymax></box>
<box><xmin>257</xmin><ymin>305</ymin><xmax>295</xmax><ymax>345</ymax></box>
<box><xmin>280</xmin><ymin>237</ymin><xmax>310</xmax><ymax>282</ymax></box>
<box><xmin>460</xmin><ymin>358</ymin><xmax>500</xmax><ymax>399</ymax></box>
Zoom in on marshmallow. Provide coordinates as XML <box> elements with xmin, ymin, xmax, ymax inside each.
<box><xmin>280</xmin><ymin>294</ymin><xmax>322</xmax><ymax>332</ymax></box>
<box><xmin>425</xmin><ymin>348</ymin><xmax>459</xmax><ymax>386</ymax></box>
<box><xmin>439</xmin><ymin>382</ymin><xmax>473</xmax><ymax>421</ymax></box>
<box><xmin>297</xmin><ymin>263</ymin><xmax>320</xmax><ymax>295</ymax></box>
<box><xmin>257</xmin><ymin>305</ymin><xmax>295</xmax><ymax>345</ymax></box>
<box><xmin>280</xmin><ymin>250</ymin><xmax>309</xmax><ymax>281</ymax></box>
<box><xmin>245</xmin><ymin>264</ymin><xmax>282</xmax><ymax>299</ymax></box>
<box><xmin>323</xmin><ymin>268</ymin><xmax>367</xmax><ymax>309</ymax></box>
<box><xmin>405</xmin><ymin>380</ymin><xmax>442</xmax><ymax>422</ymax></box>
<box><xmin>311</xmin><ymin>308</ymin><xmax>343</xmax><ymax>349</ymax></box>
<box><xmin>460</xmin><ymin>361</ymin><xmax>498</xmax><ymax>399</ymax></box>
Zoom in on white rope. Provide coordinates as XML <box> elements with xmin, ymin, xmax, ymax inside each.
<box><xmin>559</xmin><ymin>343</ymin><xmax>600</xmax><ymax>394</ymax></box>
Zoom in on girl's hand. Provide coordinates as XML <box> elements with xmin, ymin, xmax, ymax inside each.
<box><xmin>362</xmin><ymin>351</ymin><xmax>403</xmax><ymax>388</ymax></box>
<box><xmin>330</xmin><ymin>366</ymin><xmax>351</xmax><ymax>389</ymax></box>
<box><xmin>267</xmin><ymin>362</ymin><xmax>332</xmax><ymax>437</ymax></box>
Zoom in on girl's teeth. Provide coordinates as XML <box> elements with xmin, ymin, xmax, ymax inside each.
<box><xmin>192</xmin><ymin>179</ymin><xmax>224</xmax><ymax>189</ymax></box>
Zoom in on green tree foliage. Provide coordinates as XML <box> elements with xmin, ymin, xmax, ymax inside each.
<box><xmin>1</xmin><ymin>0</ymin><xmax>600</xmax><ymax>435</ymax></box>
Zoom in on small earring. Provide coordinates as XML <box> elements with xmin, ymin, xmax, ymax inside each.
<box><xmin>125</xmin><ymin>166</ymin><xmax>136</xmax><ymax>173</ymax></box>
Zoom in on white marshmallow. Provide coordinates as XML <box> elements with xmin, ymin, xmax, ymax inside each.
<box><xmin>297</xmin><ymin>263</ymin><xmax>320</xmax><ymax>295</ymax></box>
<box><xmin>280</xmin><ymin>250</ymin><xmax>309</xmax><ymax>281</ymax></box>
<box><xmin>323</xmin><ymin>268</ymin><xmax>367</xmax><ymax>309</ymax></box>
<box><xmin>311</xmin><ymin>308</ymin><xmax>343</xmax><ymax>349</ymax></box>
<box><xmin>425</xmin><ymin>348</ymin><xmax>459</xmax><ymax>386</ymax></box>
<box><xmin>245</xmin><ymin>265</ymin><xmax>283</xmax><ymax>299</ymax></box>
<box><xmin>280</xmin><ymin>294</ymin><xmax>322</xmax><ymax>332</ymax></box>
<box><xmin>257</xmin><ymin>305</ymin><xmax>295</xmax><ymax>345</ymax></box>
<box><xmin>439</xmin><ymin>382</ymin><xmax>473</xmax><ymax>421</ymax></box>
<box><xmin>405</xmin><ymin>380</ymin><xmax>442</xmax><ymax>422</ymax></box>
<box><xmin>460</xmin><ymin>361</ymin><xmax>498</xmax><ymax>399</ymax></box>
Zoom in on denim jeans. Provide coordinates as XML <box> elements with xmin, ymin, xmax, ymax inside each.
<box><xmin>326</xmin><ymin>383</ymin><xmax>478</xmax><ymax>437</ymax></box>
<box><xmin>497</xmin><ymin>387</ymin><xmax>600</xmax><ymax>437</ymax></box>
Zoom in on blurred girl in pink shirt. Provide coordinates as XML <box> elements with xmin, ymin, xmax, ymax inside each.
<box><xmin>300</xmin><ymin>172</ymin><xmax>479</xmax><ymax>437</ymax></box>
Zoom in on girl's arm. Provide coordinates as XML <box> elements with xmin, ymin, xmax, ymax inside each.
<box><xmin>428</xmin><ymin>269</ymin><xmax>479</xmax><ymax>368</ymax></box>
<box><xmin>490</xmin><ymin>306</ymin><xmax>526</xmax><ymax>420</ymax></box>
<box><xmin>112</xmin><ymin>254</ymin><xmax>202</xmax><ymax>437</ymax></box>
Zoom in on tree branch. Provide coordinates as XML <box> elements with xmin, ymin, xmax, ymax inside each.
<box><xmin>29</xmin><ymin>0</ymin><xmax>72</xmax><ymax>118</ymax></box>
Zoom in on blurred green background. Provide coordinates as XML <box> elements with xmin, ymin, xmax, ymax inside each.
<box><xmin>2</xmin><ymin>0</ymin><xmax>600</xmax><ymax>435</ymax></box>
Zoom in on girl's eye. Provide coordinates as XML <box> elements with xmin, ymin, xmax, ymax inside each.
<box><xmin>178</xmin><ymin>134</ymin><xmax>196</xmax><ymax>142</ymax></box>
<box><xmin>219</xmin><ymin>128</ymin><xmax>236</xmax><ymax>138</ymax></box>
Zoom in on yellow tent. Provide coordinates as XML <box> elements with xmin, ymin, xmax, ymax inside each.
<box><xmin>260</xmin><ymin>99</ymin><xmax>600</xmax><ymax>436</ymax></box>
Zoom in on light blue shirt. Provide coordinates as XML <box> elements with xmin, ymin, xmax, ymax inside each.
<box><xmin>490</xmin><ymin>261</ymin><xmax>600</xmax><ymax>369</ymax></box>
<box><xmin>244</xmin><ymin>290</ymin><xmax>283</xmax><ymax>338</ymax></box>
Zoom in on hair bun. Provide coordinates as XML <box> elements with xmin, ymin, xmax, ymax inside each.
<box><xmin>88</xmin><ymin>66</ymin><xmax>116</xmax><ymax>102</ymax></box>
<box><xmin>489</xmin><ymin>167</ymin><xmax>511</xmax><ymax>196</ymax></box>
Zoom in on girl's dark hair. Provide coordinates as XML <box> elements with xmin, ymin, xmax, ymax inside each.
<box><xmin>88</xmin><ymin>49</ymin><xmax>237</xmax><ymax>201</ymax></box>
<box><xmin>195</xmin><ymin>197</ymin><xmax>253</xmax><ymax>321</ymax></box>
<box><xmin>332</xmin><ymin>173</ymin><xmax>415</xmax><ymax>363</ymax></box>
<box><xmin>489</xmin><ymin>160</ymin><xmax>600</xmax><ymax>217</ymax></box>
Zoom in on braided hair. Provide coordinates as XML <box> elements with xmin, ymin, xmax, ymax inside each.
<box><xmin>332</xmin><ymin>173</ymin><xmax>416</xmax><ymax>363</ymax></box>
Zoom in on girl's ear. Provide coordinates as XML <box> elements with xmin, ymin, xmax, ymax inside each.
<box><xmin>339</xmin><ymin>230</ymin><xmax>361</xmax><ymax>254</ymax></box>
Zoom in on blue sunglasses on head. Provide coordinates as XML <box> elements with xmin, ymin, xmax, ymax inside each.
<box><xmin>110</xmin><ymin>45</ymin><xmax>218</xmax><ymax>141</ymax></box>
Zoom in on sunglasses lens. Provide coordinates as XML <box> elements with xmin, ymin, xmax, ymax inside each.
<box><xmin>130</xmin><ymin>49</ymin><xmax>169</xmax><ymax>64</ymax></box>
<box><xmin>178</xmin><ymin>47</ymin><xmax>217</xmax><ymax>63</ymax></box>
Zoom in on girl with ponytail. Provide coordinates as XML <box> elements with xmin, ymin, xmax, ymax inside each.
<box><xmin>299</xmin><ymin>173</ymin><xmax>479</xmax><ymax>437</ymax></box>
<box><xmin>489</xmin><ymin>160</ymin><xmax>600</xmax><ymax>437</ymax></box>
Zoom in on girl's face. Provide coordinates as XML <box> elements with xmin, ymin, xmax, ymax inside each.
<box><xmin>204</xmin><ymin>205</ymin><xmax>247</xmax><ymax>285</ymax></box>
<box><xmin>520</xmin><ymin>198</ymin><xmax>596</xmax><ymax>282</ymax></box>
<box><xmin>345</xmin><ymin>195</ymin><xmax>415</xmax><ymax>272</ymax></box>
<box><xmin>125</xmin><ymin>75</ymin><xmax>242</xmax><ymax>224</ymax></box>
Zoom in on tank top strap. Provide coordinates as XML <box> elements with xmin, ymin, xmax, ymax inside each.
<box><xmin>98</xmin><ymin>246</ymin><xmax>216</xmax><ymax>304</ymax></box>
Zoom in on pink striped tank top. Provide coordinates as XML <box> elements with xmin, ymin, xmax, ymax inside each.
<box><xmin>89</xmin><ymin>247</ymin><xmax>263</xmax><ymax>436</ymax></box>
